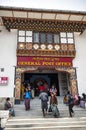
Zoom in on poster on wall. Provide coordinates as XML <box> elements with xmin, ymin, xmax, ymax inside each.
<box><xmin>0</xmin><ymin>77</ymin><xmax>8</xmax><ymax>85</ymax></box>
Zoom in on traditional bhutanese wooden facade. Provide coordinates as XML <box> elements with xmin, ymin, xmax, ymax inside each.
<box><xmin>0</xmin><ymin>6</ymin><xmax>86</xmax><ymax>102</ymax></box>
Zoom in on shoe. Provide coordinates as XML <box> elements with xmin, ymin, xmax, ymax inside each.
<box><xmin>72</xmin><ymin>112</ymin><xmax>75</xmax><ymax>117</ymax></box>
<box><xmin>43</xmin><ymin>112</ymin><xmax>45</xmax><ymax>117</ymax></box>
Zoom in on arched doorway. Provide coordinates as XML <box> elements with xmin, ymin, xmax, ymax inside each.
<box><xmin>33</xmin><ymin>77</ymin><xmax>49</xmax><ymax>96</ymax></box>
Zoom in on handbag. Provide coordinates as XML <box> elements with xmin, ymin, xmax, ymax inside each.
<box><xmin>48</xmin><ymin>105</ymin><xmax>52</xmax><ymax>112</ymax></box>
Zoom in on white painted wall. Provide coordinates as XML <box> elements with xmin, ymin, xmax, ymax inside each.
<box><xmin>0</xmin><ymin>27</ymin><xmax>17</xmax><ymax>97</ymax></box>
<box><xmin>73</xmin><ymin>30</ymin><xmax>86</xmax><ymax>96</ymax></box>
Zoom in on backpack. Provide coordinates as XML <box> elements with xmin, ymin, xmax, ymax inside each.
<box><xmin>68</xmin><ymin>94</ymin><xmax>74</xmax><ymax>105</ymax></box>
<box><xmin>42</xmin><ymin>95</ymin><xmax>48</xmax><ymax>102</ymax></box>
<box><xmin>41</xmin><ymin>93</ymin><xmax>48</xmax><ymax>102</ymax></box>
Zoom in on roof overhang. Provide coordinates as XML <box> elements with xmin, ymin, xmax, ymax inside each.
<box><xmin>0</xmin><ymin>6</ymin><xmax>86</xmax><ymax>32</ymax></box>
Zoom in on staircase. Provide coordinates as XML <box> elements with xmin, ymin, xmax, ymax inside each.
<box><xmin>5</xmin><ymin>97</ymin><xmax>86</xmax><ymax>130</ymax></box>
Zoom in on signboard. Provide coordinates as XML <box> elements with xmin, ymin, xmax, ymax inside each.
<box><xmin>17</xmin><ymin>56</ymin><xmax>72</xmax><ymax>67</ymax></box>
<box><xmin>0</xmin><ymin>77</ymin><xmax>8</xmax><ymax>85</ymax></box>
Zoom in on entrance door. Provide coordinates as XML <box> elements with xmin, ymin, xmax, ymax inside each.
<box><xmin>58</xmin><ymin>72</ymin><xmax>69</xmax><ymax>96</ymax></box>
<box><xmin>21</xmin><ymin>73</ymin><xmax>59</xmax><ymax>96</ymax></box>
<box><xmin>20</xmin><ymin>72</ymin><xmax>69</xmax><ymax>98</ymax></box>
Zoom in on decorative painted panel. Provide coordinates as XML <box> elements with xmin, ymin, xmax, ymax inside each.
<box><xmin>26</xmin><ymin>43</ymin><xmax>33</xmax><ymax>50</ymax></box>
<box><xmin>15</xmin><ymin>67</ymin><xmax>38</xmax><ymax>99</ymax></box>
<box><xmin>70</xmin><ymin>79</ymin><xmax>78</xmax><ymax>96</ymax></box>
<box><xmin>61</xmin><ymin>44</ymin><xmax>67</xmax><ymax>51</ymax></box>
<box><xmin>69</xmin><ymin>68</ymin><xmax>78</xmax><ymax>96</ymax></box>
<box><xmin>68</xmin><ymin>44</ymin><xmax>75</xmax><ymax>51</ymax></box>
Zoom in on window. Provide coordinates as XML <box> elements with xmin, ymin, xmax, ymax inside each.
<box><xmin>33</xmin><ymin>32</ymin><xmax>60</xmax><ymax>44</ymax></box>
<box><xmin>68</xmin><ymin>39</ymin><xmax>73</xmax><ymax>43</ymax></box>
<box><xmin>18</xmin><ymin>30</ymin><xmax>25</xmax><ymax>42</ymax></box>
<box><xmin>60</xmin><ymin>32</ymin><xmax>67</xmax><ymax>43</ymax></box>
<box><xmin>18</xmin><ymin>30</ymin><xmax>74</xmax><ymax>45</ymax></box>
<box><xmin>40</xmin><ymin>33</ymin><xmax>46</xmax><ymax>43</ymax></box>
<box><xmin>18</xmin><ymin>30</ymin><xmax>32</xmax><ymax>43</ymax></box>
<box><xmin>67</xmin><ymin>33</ymin><xmax>74</xmax><ymax>44</ymax></box>
<box><xmin>61</xmin><ymin>38</ymin><xmax>67</xmax><ymax>43</ymax></box>
<box><xmin>47</xmin><ymin>33</ymin><xmax>52</xmax><ymax>43</ymax></box>
<box><xmin>1</xmin><ymin>68</ymin><xmax>4</xmax><ymax>72</ymax></box>
<box><xmin>33</xmin><ymin>32</ymin><xmax>39</xmax><ymax>43</ymax></box>
<box><xmin>54</xmin><ymin>34</ymin><xmax>59</xmax><ymax>43</ymax></box>
<box><xmin>19</xmin><ymin>31</ymin><xmax>25</xmax><ymax>36</ymax></box>
<box><xmin>60</xmin><ymin>32</ymin><xmax>74</xmax><ymax>44</ymax></box>
<box><xmin>60</xmin><ymin>32</ymin><xmax>66</xmax><ymax>37</ymax></box>
<box><xmin>26</xmin><ymin>31</ymin><xmax>32</xmax><ymax>36</ymax></box>
<box><xmin>19</xmin><ymin>37</ymin><xmax>25</xmax><ymax>42</ymax></box>
<box><xmin>26</xmin><ymin>37</ymin><xmax>32</xmax><ymax>42</ymax></box>
<box><xmin>67</xmin><ymin>33</ymin><xmax>73</xmax><ymax>38</ymax></box>
<box><xmin>26</xmin><ymin>31</ymin><xmax>32</xmax><ymax>42</ymax></box>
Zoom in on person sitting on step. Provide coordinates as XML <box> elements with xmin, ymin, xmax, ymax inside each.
<box><xmin>4</xmin><ymin>97</ymin><xmax>15</xmax><ymax>117</ymax></box>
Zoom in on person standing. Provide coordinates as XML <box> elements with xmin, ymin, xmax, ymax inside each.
<box><xmin>50</xmin><ymin>83</ymin><xmax>57</xmax><ymax>96</ymax></box>
<box><xmin>63</xmin><ymin>94</ymin><xmax>68</xmax><ymax>104</ymax></box>
<box><xmin>67</xmin><ymin>91</ymin><xmax>74</xmax><ymax>117</ymax></box>
<box><xmin>27</xmin><ymin>83</ymin><xmax>31</xmax><ymax>91</ymax></box>
<box><xmin>39</xmin><ymin>90</ymin><xmax>49</xmax><ymax>117</ymax></box>
<box><xmin>30</xmin><ymin>83</ymin><xmax>35</xmax><ymax>99</ymax></box>
<box><xmin>50</xmin><ymin>92</ymin><xmax>59</xmax><ymax>117</ymax></box>
<box><xmin>23</xmin><ymin>88</ymin><xmax>31</xmax><ymax>110</ymax></box>
<box><xmin>38</xmin><ymin>83</ymin><xmax>45</xmax><ymax>94</ymax></box>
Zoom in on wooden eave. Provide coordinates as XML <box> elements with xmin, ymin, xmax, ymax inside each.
<box><xmin>0</xmin><ymin>6</ymin><xmax>86</xmax><ymax>32</ymax></box>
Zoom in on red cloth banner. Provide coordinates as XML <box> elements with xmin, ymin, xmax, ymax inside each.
<box><xmin>17</xmin><ymin>56</ymin><xmax>72</xmax><ymax>67</ymax></box>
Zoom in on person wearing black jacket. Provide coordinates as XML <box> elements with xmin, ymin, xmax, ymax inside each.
<box><xmin>39</xmin><ymin>90</ymin><xmax>49</xmax><ymax>117</ymax></box>
<box><xmin>67</xmin><ymin>91</ymin><xmax>74</xmax><ymax>117</ymax></box>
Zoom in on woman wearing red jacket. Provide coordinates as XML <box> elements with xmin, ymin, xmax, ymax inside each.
<box><xmin>39</xmin><ymin>83</ymin><xmax>45</xmax><ymax>93</ymax></box>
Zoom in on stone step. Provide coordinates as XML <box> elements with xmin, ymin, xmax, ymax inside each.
<box><xmin>5</xmin><ymin>117</ymin><xmax>86</xmax><ymax>130</ymax></box>
<box><xmin>13</xmin><ymin>97</ymin><xmax>86</xmax><ymax>118</ymax></box>
<box><xmin>14</xmin><ymin>111</ymin><xmax>86</xmax><ymax>118</ymax></box>
<box><xmin>14</xmin><ymin>104</ymin><xmax>86</xmax><ymax>118</ymax></box>
<box><xmin>4</xmin><ymin>97</ymin><xmax>86</xmax><ymax>130</ymax></box>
